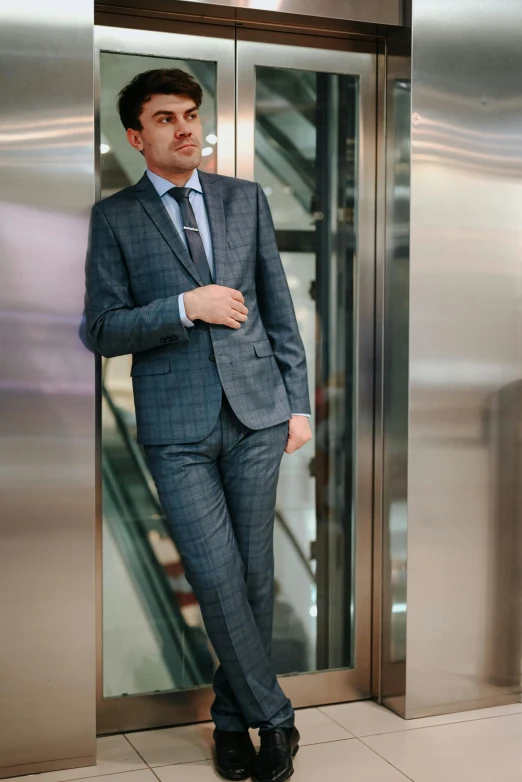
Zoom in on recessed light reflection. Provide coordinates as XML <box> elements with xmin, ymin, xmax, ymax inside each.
<box><xmin>206</xmin><ymin>133</ymin><xmax>218</xmax><ymax>145</ymax></box>
<box><xmin>202</xmin><ymin>147</ymin><xmax>213</xmax><ymax>157</ymax></box>
<box><xmin>309</xmin><ymin>605</ymin><xmax>317</xmax><ymax>618</ymax></box>
<box><xmin>100</xmin><ymin>143</ymin><xmax>110</xmax><ymax>154</ymax></box>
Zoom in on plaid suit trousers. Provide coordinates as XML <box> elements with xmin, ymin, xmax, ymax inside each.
<box><xmin>144</xmin><ymin>392</ymin><xmax>294</xmax><ymax>731</ymax></box>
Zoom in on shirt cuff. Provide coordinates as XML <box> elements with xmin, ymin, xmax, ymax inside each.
<box><xmin>292</xmin><ymin>413</ymin><xmax>311</xmax><ymax>417</ymax></box>
<box><xmin>179</xmin><ymin>293</ymin><xmax>195</xmax><ymax>328</ymax></box>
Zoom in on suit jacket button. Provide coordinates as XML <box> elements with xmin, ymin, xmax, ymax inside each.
<box><xmin>160</xmin><ymin>338</ymin><xmax>167</xmax><ymax>343</ymax></box>
<box><xmin>209</xmin><ymin>353</ymin><xmax>216</xmax><ymax>362</ymax></box>
<box><xmin>171</xmin><ymin>335</ymin><xmax>178</xmax><ymax>341</ymax></box>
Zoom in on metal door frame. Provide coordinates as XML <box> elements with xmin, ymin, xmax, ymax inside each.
<box><xmin>95</xmin><ymin>22</ymin><xmax>381</xmax><ymax>735</ymax></box>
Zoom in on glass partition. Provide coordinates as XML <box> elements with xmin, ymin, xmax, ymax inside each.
<box><xmin>254</xmin><ymin>65</ymin><xmax>359</xmax><ymax>672</ymax></box>
<box><xmin>100</xmin><ymin>50</ymin><xmax>219</xmax><ymax>698</ymax></box>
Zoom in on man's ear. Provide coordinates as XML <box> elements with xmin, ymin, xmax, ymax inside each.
<box><xmin>126</xmin><ymin>127</ymin><xmax>143</xmax><ymax>153</ymax></box>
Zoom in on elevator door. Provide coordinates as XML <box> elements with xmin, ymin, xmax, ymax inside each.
<box><xmin>95</xmin><ymin>24</ymin><xmax>377</xmax><ymax>734</ymax></box>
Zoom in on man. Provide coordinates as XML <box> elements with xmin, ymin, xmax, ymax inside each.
<box><xmin>85</xmin><ymin>68</ymin><xmax>312</xmax><ymax>782</ymax></box>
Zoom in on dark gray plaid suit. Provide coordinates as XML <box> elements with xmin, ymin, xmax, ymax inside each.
<box><xmin>85</xmin><ymin>170</ymin><xmax>311</xmax><ymax>731</ymax></box>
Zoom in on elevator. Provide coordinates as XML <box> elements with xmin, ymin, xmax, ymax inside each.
<box><xmin>93</xmin><ymin>8</ymin><xmax>405</xmax><ymax>734</ymax></box>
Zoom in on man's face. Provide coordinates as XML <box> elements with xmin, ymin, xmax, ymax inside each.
<box><xmin>127</xmin><ymin>93</ymin><xmax>203</xmax><ymax>174</ymax></box>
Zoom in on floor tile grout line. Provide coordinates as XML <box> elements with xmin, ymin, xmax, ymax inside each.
<box><xmin>146</xmin><ymin>756</ymin><xmax>213</xmax><ymax>770</ymax></box>
<box><xmin>317</xmin><ymin>705</ymin><xmax>522</xmax><ymax>740</ymax></box>
<box><xmin>99</xmin><ymin>706</ymin><xmax>522</xmax><ymax>777</ymax></box>
<box><xmin>348</xmin><ymin>709</ymin><xmax>522</xmax><ymax>740</ymax></box>
<box><xmin>355</xmin><ymin>737</ymin><xmax>416</xmax><ymax>782</ymax></box>
<box><xmin>39</xmin><ymin>767</ymin><xmax>151</xmax><ymax>782</ymax></box>
<box><xmin>146</xmin><ymin>765</ymin><xmax>166</xmax><ymax>782</ymax></box>
<box><xmin>315</xmin><ymin>707</ymin><xmax>357</xmax><ymax>739</ymax></box>
<box><xmin>121</xmin><ymin>733</ymin><xmax>157</xmax><ymax>773</ymax></box>
<box><xmin>145</xmin><ymin>736</ymin><xmax>359</xmax><ymax>770</ymax></box>
<box><xmin>294</xmin><ymin>736</ymin><xmax>357</xmax><ymax>749</ymax></box>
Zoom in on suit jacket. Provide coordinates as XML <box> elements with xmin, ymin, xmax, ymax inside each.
<box><xmin>85</xmin><ymin>170</ymin><xmax>311</xmax><ymax>445</ymax></box>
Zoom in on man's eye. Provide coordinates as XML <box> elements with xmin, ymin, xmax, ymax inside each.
<box><xmin>160</xmin><ymin>117</ymin><xmax>171</xmax><ymax>123</ymax></box>
<box><xmin>189</xmin><ymin>114</ymin><xmax>197</xmax><ymax>119</ymax></box>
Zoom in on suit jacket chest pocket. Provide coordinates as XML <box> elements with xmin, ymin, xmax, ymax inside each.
<box><xmin>226</xmin><ymin>218</ymin><xmax>256</xmax><ymax>282</ymax></box>
<box><xmin>226</xmin><ymin>209</ymin><xmax>256</xmax><ymax>250</ymax></box>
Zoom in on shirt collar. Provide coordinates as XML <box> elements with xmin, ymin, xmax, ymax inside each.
<box><xmin>146</xmin><ymin>168</ymin><xmax>202</xmax><ymax>198</ymax></box>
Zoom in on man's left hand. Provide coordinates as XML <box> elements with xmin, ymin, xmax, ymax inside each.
<box><xmin>285</xmin><ymin>415</ymin><xmax>313</xmax><ymax>454</ymax></box>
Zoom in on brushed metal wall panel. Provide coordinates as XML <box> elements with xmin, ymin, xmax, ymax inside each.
<box><xmin>405</xmin><ymin>0</ymin><xmax>522</xmax><ymax>717</ymax></box>
<box><xmin>379</xmin><ymin>33</ymin><xmax>411</xmax><ymax>710</ymax></box>
<box><xmin>95</xmin><ymin>0</ymin><xmax>401</xmax><ymax>27</ymax></box>
<box><xmin>0</xmin><ymin>1</ymin><xmax>96</xmax><ymax>776</ymax></box>
<box><xmin>182</xmin><ymin>0</ymin><xmax>401</xmax><ymax>25</ymax></box>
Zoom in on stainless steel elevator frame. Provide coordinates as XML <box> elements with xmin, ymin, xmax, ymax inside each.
<box><xmin>94</xmin><ymin>17</ymin><xmax>382</xmax><ymax>735</ymax></box>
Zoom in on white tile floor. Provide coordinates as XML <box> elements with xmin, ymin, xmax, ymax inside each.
<box><xmin>7</xmin><ymin>702</ymin><xmax>522</xmax><ymax>782</ymax></box>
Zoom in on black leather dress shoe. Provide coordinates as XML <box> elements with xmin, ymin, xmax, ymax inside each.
<box><xmin>213</xmin><ymin>729</ymin><xmax>257</xmax><ymax>781</ymax></box>
<box><xmin>251</xmin><ymin>726</ymin><xmax>300</xmax><ymax>782</ymax></box>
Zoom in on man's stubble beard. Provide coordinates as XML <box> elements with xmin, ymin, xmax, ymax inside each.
<box><xmin>167</xmin><ymin>147</ymin><xmax>202</xmax><ymax>175</ymax></box>
<box><xmin>144</xmin><ymin>142</ymin><xmax>202</xmax><ymax>176</ymax></box>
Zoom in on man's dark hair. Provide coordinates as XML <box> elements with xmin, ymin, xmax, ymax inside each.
<box><xmin>117</xmin><ymin>68</ymin><xmax>203</xmax><ymax>131</ymax></box>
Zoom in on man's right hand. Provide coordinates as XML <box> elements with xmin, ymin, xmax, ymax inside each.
<box><xmin>183</xmin><ymin>285</ymin><xmax>249</xmax><ymax>329</ymax></box>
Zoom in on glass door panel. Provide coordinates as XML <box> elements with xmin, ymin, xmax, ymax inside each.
<box><xmin>237</xmin><ymin>36</ymin><xmax>376</xmax><ymax>694</ymax></box>
<box><xmin>95</xmin><ymin>27</ymin><xmax>235</xmax><ymax>704</ymax></box>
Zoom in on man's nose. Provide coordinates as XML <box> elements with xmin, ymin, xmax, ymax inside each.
<box><xmin>175</xmin><ymin>122</ymin><xmax>191</xmax><ymax>137</ymax></box>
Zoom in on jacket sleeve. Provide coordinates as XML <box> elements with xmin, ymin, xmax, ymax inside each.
<box><xmin>255</xmin><ymin>183</ymin><xmax>311</xmax><ymax>414</ymax></box>
<box><xmin>84</xmin><ymin>203</ymin><xmax>191</xmax><ymax>358</ymax></box>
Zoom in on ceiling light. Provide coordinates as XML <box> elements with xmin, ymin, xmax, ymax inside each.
<box><xmin>206</xmin><ymin>133</ymin><xmax>217</xmax><ymax>145</ymax></box>
<box><xmin>100</xmin><ymin>143</ymin><xmax>110</xmax><ymax>154</ymax></box>
<box><xmin>201</xmin><ymin>147</ymin><xmax>213</xmax><ymax>157</ymax></box>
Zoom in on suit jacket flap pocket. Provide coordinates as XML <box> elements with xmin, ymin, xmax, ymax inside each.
<box><xmin>131</xmin><ymin>360</ymin><xmax>170</xmax><ymax>377</ymax></box>
<box><xmin>253</xmin><ymin>341</ymin><xmax>274</xmax><ymax>358</ymax></box>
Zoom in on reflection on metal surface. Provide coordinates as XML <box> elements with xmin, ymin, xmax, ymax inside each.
<box><xmin>487</xmin><ymin>381</ymin><xmax>522</xmax><ymax>692</ymax></box>
<box><xmin>176</xmin><ymin>0</ymin><xmax>401</xmax><ymax>25</ymax></box>
<box><xmin>237</xmin><ymin>35</ymin><xmax>376</xmax><ymax>698</ymax></box>
<box><xmin>0</xmin><ymin>0</ymin><xmax>95</xmax><ymax>777</ymax></box>
<box><xmin>404</xmin><ymin>0</ymin><xmax>522</xmax><ymax>717</ymax></box>
<box><xmin>380</xmin><ymin>37</ymin><xmax>411</xmax><ymax>709</ymax></box>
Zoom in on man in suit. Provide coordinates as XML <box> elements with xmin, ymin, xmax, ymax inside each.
<box><xmin>85</xmin><ymin>68</ymin><xmax>312</xmax><ymax>782</ymax></box>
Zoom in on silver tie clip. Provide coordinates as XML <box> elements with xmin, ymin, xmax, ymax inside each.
<box><xmin>184</xmin><ymin>226</ymin><xmax>199</xmax><ymax>232</ymax></box>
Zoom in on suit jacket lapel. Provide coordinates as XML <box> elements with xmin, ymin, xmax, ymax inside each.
<box><xmin>199</xmin><ymin>171</ymin><xmax>226</xmax><ymax>287</ymax></box>
<box><xmin>134</xmin><ymin>173</ymin><xmax>203</xmax><ymax>286</ymax></box>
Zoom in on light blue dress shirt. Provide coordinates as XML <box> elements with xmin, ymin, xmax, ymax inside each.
<box><xmin>146</xmin><ymin>168</ymin><xmax>309</xmax><ymax>418</ymax></box>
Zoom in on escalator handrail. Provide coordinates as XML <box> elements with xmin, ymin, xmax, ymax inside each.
<box><xmin>102</xmin><ymin>457</ymin><xmax>206</xmax><ymax>687</ymax></box>
<box><xmin>102</xmin><ymin>383</ymin><xmax>163</xmax><ymax>517</ymax></box>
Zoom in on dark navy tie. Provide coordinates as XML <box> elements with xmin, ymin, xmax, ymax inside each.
<box><xmin>169</xmin><ymin>187</ymin><xmax>213</xmax><ymax>286</ymax></box>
